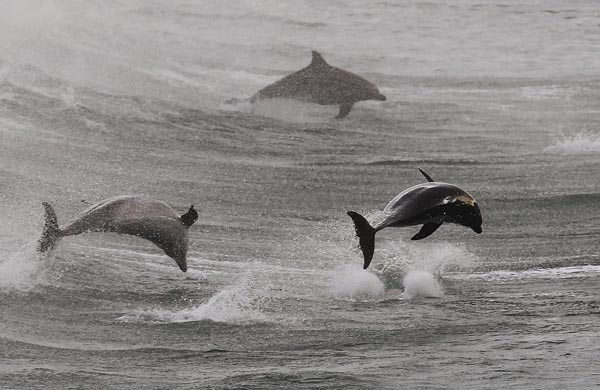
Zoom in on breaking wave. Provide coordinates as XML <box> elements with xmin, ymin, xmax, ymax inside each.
<box><xmin>116</xmin><ymin>279</ymin><xmax>269</xmax><ymax>324</ymax></box>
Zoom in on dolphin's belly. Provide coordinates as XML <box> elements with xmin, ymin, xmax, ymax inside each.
<box><xmin>113</xmin><ymin>218</ymin><xmax>185</xmax><ymax>244</ymax></box>
<box><xmin>376</xmin><ymin>208</ymin><xmax>439</xmax><ymax>230</ymax></box>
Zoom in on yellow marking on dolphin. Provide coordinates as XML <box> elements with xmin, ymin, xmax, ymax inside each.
<box><xmin>454</xmin><ymin>194</ymin><xmax>476</xmax><ymax>206</ymax></box>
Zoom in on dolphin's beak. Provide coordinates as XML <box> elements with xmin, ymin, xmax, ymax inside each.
<box><xmin>376</xmin><ymin>93</ymin><xmax>387</xmax><ymax>101</ymax></box>
<box><xmin>472</xmin><ymin>226</ymin><xmax>482</xmax><ymax>234</ymax></box>
<box><xmin>175</xmin><ymin>258</ymin><xmax>188</xmax><ymax>272</ymax></box>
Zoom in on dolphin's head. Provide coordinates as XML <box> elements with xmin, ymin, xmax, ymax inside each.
<box><xmin>363</xmin><ymin>82</ymin><xmax>386</xmax><ymax>102</ymax></box>
<box><xmin>466</xmin><ymin>202</ymin><xmax>483</xmax><ymax>234</ymax></box>
<box><xmin>451</xmin><ymin>200</ymin><xmax>482</xmax><ymax>234</ymax></box>
<box><xmin>161</xmin><ymin>240</ymin><xmax>188</xmax><ymax>272</ymax></box>
<box><xmin>375</xmin><ymin>93</ymin><xmax>387</xmax><ymax>101</ymax></box>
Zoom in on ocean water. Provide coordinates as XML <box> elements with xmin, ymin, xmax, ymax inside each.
<box><xmin>1</xmin><ymin>0</ymin><xmax>599</xmax><ymax>388</ymax></box>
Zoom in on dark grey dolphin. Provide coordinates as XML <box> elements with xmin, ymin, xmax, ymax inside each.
<box><xmin>347</xmin><ymin>169</ymin><xmax>482</xmax><ymax>269</ymax></box>
<box><xmin>38</xmin><ymin>195</ymin><xmax>198</xmax><ymax>272</ymax></box>
<box><xmin>250</xmin><ymin>51</ymin><xmax>386</xmax><ymax>119</ymax></box>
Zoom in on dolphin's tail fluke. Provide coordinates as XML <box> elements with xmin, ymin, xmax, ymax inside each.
<box><xmin>347</xmin><ymin>211</ymin><xmax>377</xmax><ymax>269</ymax></box>
<box><xmin>38</xmin><ymin>202</ymin><xmax>62</xmax><ymax>253</ymax></box>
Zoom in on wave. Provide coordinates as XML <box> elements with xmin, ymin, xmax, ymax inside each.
<box><xmin>463</xmin><ymin>265</ymin><xmax>600</xmax><ymax>281</ymax></box>
<box><xmin>364</xmin><ymin>158</ymin><xmax>487</xmax><ymax>166</ymax></box>
<box><xmin>491</xmin><ymin>192</ymin><xmax>600</xmax><ymax>214</ymax></box>
<box><xmin>519</xmin><ymin>84</ymin><xmax>579</xmax><ymax>100</ymax></box>
<box><xmin>211</xmin><ymin>371</ymin><xmax>370</xmax><ymax>389</ymax></box>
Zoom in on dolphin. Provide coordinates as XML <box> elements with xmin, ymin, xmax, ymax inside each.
<box><xmin>347</xmin><ymin>169</ymin><xmax>482</xmax><ymax>269</ymax></box>
<box><xmin>250</xmin><ymin>50</ymin><xmax>386</xmax><ymax>119</ymax></box>
<box><xmin>38</xmin><ymin>195</ymin><xmax>198</xmax><ymax>272</ymax></box>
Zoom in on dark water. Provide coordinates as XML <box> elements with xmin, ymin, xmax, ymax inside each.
<box><xmin>1</xmin><ymin>1</ymin><xmax>600</xmax><ymax>389</ymax></box>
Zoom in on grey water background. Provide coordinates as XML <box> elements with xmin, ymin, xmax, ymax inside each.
<box><xmin>1</xmin><ymin>1</ymin><xmax>599</xmax><ymax>388</ymax></box>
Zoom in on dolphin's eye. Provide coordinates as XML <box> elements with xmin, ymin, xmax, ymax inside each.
<box><xmin>443</xmin><ymin>196</ymin><xmax>455</xmax><ymax>204</ymax></box>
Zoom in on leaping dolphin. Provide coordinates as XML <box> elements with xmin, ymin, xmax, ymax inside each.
<box><xmin>347</xmin><ymin>169</ymin><xmax>483</xmax><ymax>269</ymax></box>
<box><xmin>38</xmin><ymin>195</ymin><xmax>198</xmax><ymax>272</ymax></box>
<box><xmin>250</xmin><ymin>50</ymin><xmax>386</xmax><ymax>119</ymax></box>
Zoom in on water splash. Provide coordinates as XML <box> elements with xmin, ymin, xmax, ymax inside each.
<box><xmin>328</xmin><ymin>264</ymin><xmax>384</xmax><ymax>301</ymax></box>
<box><xmin>0</xmin><ymin>241</ymin><xmax>47</xmax><ymax>290</ymax></box>
<box><xmin>375</xmin><ymin>240</ymin><xmax>477</xmax><ymax>290</ymax></box>
<box><xmin>401</xmin><ymin>270</ymin><xmax>443</xmax><ymax>299</ymax></box>
<box><xmin>545</xmin><ymin>132</ymin><xmax>600</xmax><ymax>154</ymax></box>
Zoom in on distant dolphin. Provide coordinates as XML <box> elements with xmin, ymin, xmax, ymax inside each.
<box><xmin>38</xmin><ymin>196</ymin><xmax>198</xmax><ymax>272</ymax></box>
<box><xmin>347</xmin><ymin>169</ymin><xmax>482</xmax><ymax>269</ymax></box>
<box><xmin>250</xmin><ymin>50</ymin><xmax>386</xmax><ymax>119</ymax></box>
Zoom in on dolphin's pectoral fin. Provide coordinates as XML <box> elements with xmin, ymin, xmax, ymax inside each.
<box><xmin>335</xmin><ymin>103</ymin><xmax>354</xmax><ymax>119</ymax></box>
<box><xmin>418</xmin><ymin>168</ymin><xmax>435</xmax><ymax>182</ymax></box>
<box><xmin>411</xmin><ymin>222</ymin><xmax>442</xmax><ymax>240</ymax></box>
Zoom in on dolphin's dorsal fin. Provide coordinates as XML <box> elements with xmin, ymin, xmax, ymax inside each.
<box><xmin>180</xmin><ymin>205</ymin><xmax>198</xmax><ymax>228</ymax></box>
<box><xmin>310</xmin><ymin>51</ymin><xmax>329</xmax><ymax>67</ymax></box>
<box><xmin>418</xmin><ymin>168</ymin><xmax>435</xmax><ymax>182</ymax></box>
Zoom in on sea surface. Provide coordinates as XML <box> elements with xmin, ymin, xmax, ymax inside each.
<box><xmin>1</xmin><ymin>1</ymin><xmax>599</xmax><ymax>389</ymax></box>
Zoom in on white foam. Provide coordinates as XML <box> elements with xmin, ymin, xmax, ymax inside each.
<box><xmin>545</xmin><ymin>133</ymin><xmax>600</xmax><ymax>154</ymax></box>
<box><xmin>116</xmin><ymin>279</ymin><xmax>268</xmax><ymax>324</ymax></box>
<box><xmin>401</xmin><ymin>270</ymin><xmax>443</xmax><ymax>299</ymax></box>
<box><xmin>328</xmin><ymin>265</ymin><xmax>384</xmax><ymax>301</ymax></box>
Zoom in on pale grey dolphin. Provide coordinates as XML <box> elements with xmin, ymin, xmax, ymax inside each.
<box><xmin>38</xmin><ymin>195</ymin><xmax>198</xmax><ymax>272</ymax></box>
<box><xmin>250</xmin><ymin>51</ymin><xmax>386</xmax><ymax>119</ymax></box>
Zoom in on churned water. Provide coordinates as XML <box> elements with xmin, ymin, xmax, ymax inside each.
<box><xmin>1</xmin><ymin>1</ymin><xmax>599</xmax><ymax>388</ymax></box>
